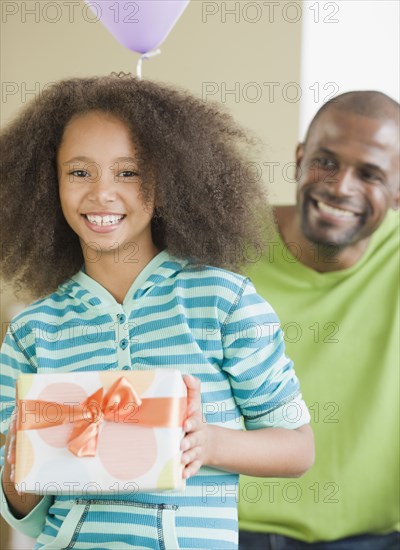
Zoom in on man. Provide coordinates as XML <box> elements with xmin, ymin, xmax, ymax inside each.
<box><xmin>239</xmin><ymin>91</ymin><xmax>399</xmax><ymax>549</ymax></box>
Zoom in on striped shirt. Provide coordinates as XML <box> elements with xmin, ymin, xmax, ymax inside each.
<box><xmin>0</xmin><ymin>250</ymin><xmax>309</xmax><ymax>549</ymax></box>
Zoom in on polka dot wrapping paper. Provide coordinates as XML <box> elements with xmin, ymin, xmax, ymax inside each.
<box><xmin>14</xmin><ymin>370</ymin><xmax>187</xmax><ymax>495</ymax></box>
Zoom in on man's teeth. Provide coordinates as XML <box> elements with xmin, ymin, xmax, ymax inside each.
<box><xmin>317</xmin><ymin>201</ymin><xmax>356</xmax><ymax>217</ymax></box>
<box><xmin>85</xmin><ymin>215</ymin><xmax>124</xmax><ymax>226</ymax></box>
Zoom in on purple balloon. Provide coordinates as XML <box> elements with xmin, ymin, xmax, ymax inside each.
<box><xmin>85</xmin><ymin>0</ymin><xmax>190</xmax><ymax>54</ymax></box>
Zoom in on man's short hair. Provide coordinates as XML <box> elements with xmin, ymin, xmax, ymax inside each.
<box><xmin>304</xmin><ymin>90</ymin><xmax>399</xmax><ymax>144</ymax></box>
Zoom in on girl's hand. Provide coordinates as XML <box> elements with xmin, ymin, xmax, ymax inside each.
<box><xmin>181</xmin><ymin>375</ymin><xmax>209</xmax><ymax>479</ymax></box>
<box><xmin>5</xmin><ymin>407</ymin><xmax>18</xmax><ymax>484</ymax></box>
<box><xmin>2</xmin><ymin>406</ymin><xmax>44</xmax><ymax>517</ymax></box>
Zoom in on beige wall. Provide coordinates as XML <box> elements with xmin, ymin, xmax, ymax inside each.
<box><xmin>1</xmin><ymin>0</ymin><xmax>302</xmax><ymax>203</ymax></box>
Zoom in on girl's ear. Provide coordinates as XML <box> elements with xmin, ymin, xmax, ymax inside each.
<box><xmin>152</xmin><ymin>207</ymin><xmax>162</xmax><ymax>220</ymax></box>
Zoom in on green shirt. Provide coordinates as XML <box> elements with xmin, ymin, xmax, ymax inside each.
<box><xmin>239</xmin><ymin>210</ymin><xmax>399</xmax><ymax>542</ymax></box>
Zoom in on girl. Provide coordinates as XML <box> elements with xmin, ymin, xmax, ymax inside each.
<box><xmin>0</xmin><ymin>75</ymin><xmax>313</xmax><ymax>550</ymax></box>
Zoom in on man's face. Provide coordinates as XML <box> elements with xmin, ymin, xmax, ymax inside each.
<box><xmin>296</xmin><ymin>109</ymin><xmax>399</xmax><ymax>248</ymax></box>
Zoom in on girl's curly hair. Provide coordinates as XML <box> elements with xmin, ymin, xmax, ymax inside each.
<box><xmin>1</xmin><ymin>75</ymin><xmax>272</xmax><ymax>299</ymax></box>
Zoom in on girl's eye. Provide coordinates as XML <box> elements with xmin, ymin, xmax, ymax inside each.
<box><xmin>68</xmin><ymin>170</ymin><xmax>88</xmax><ymax>178</ymax></box>
<box><xmin>118</xmin><ymin>171</ymin><xmax>138</xmax><ymax>178</ymax></box>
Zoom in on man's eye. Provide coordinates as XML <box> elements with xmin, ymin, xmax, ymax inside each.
<box><xmin>314</xmin><ymin>157</ymin><xmax>337</xmax><ymax>169</ymax></box>
<box><xmin>360</xmin><ymin>170</ymin><xmax>383</xmax><ymax>184</ymax></box>
<box><xmin>68</xmin><ymin>170</ymin><xmax>88</xmax><ymax>178</ymax></box>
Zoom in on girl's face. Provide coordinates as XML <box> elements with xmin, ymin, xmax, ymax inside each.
<box><xmin>57</xmin><ymin>111</ymin><xmax>156</xmax><ymax>261</ymax></box>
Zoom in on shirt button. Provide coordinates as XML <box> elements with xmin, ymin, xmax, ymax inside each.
<box><xmin>119</xmin><ymin>339</ymin><xmax>129</xmax><ymax>350</ymax></box>
<box><xmin>117</xmin><ymin>313</ymin><xmax>126</xmax><ymax>324</ymax></box>
<box><xmin>122</xmin><ymin>365</ymin><xmax>130</xmax><ymax>371</ymax></box>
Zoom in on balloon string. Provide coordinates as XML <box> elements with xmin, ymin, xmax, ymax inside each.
<box><xmin>136</xmin><ymin>49</ymin><xmax>161</xmax><ymax>80</ymax></box>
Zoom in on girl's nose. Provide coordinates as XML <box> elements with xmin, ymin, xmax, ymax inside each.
<box><xmin>87</xmin><ymin>166</ymin><xmax>117</xmax><ymax>202</ymax></box>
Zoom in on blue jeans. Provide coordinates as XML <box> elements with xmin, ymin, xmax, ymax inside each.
<box><xmin>239</xmin><ymin>531</ymin><xmax>400</xmax><ymax>550</ymax></box>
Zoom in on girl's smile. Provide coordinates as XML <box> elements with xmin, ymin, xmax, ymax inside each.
<box><xmin>82</xmin><ymin>212</ymin><xmax>126</xmax><ymax>233</ymax></box>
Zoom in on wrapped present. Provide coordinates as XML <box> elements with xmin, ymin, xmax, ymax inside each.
<box><xmin>15</xmin><ymin>369</ymin><xmax>187</xmax><ymax>495</ymax></box>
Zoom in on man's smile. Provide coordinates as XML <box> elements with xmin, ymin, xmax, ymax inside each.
<box><xmin>316</xmin><ymin>200</ymin><xmax>357</xmax><ymax>218</ymax></box>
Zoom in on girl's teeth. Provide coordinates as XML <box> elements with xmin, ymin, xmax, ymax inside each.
<box><xmin>317</xmin><ymin>201</ymin><xmax>356</xmax><ymax>217</ymax></box>
<box><xmin>86</xmin><ymin>215</ymin><xmax>123</xmax><ymax>226</ymax></box>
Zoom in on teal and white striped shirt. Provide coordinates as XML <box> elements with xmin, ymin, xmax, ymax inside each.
<box><xmin>1</xmin><ymin>250</ymin><xmax>309</xmax><ymax>549</ymax></box>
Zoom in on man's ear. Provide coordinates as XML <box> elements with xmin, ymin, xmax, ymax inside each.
<box><xmin>295</xmin><ymin>143</ymin><xmax>304</xmax><ymax>181</ymax></box>
<box><xmin>391</xmin><ymin>189</ymin><xmax>400</xmax><ymax>211</ymax></box>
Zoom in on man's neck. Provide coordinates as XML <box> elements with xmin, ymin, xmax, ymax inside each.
<box><xmin>275</xmin><ymin>206</ymin><xmax>371</xmax><ymax>273</ymax></box>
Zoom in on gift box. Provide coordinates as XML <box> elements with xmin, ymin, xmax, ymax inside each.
<box><xmin>15</xmin><ymin>369</ymin><xmax>187</xmax><ymax>495</ymax></box>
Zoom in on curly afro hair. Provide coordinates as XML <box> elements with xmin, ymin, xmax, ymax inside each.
<box><xmin>1</xmin><ymin>74</ymin><xmax>273</xmax><ymax>299</ymax></box>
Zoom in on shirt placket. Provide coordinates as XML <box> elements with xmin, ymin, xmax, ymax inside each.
<box><xmin>115</xmin><ymin>308</ymin><xmax>132</xmax><ymax>371</ymax></box>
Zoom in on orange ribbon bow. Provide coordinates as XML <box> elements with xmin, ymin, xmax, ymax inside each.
<box><xmin>18</xmin><ymin>377</ymin><xmax>186</xmax><ymax>457</ymax></box>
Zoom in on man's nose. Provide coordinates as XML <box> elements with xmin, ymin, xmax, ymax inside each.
<box><xmin>326</xmin><ymin>168</ymin><xmax>357</xmax><ymax>196</ymax></box>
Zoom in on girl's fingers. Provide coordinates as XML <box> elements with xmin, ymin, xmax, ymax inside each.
<box><xmin>8</xmin><ymin>435</ymin><xmax>16</xmax><ymax>455</ymax></box>
<box><xmin>7</xmin><ymin>434</ymin><xmax>16</xmax><ymax>463</ymax></box>
<box><xmin>7</xmin><ymin>413</ymin><xmax>20</xmax><ymax>487</ymax></box>
<box><xmin>6</xmin><ymin>409</ymin><xmax>18</xmax><ymax>467</ymax></box>
<box><xmin>181</xmin><ymin>444</ymin><xmax>202</xmax><ymax>465</ymax></box>
<box><xmin>183</xmin><ymin>374</ymin><xmax>200</xmax><ymax>392</ymax></box>
<box><xmin>8</xmin><ymin>409</ymin><xmax>17</xmax><ymax>435</ymax></box>
<box><xmin>181</xmin><ymin>376</ymin><xmax>207</xmax><ymax>480</ymax></box>
<box><xmin>183</xmin><ymin>413</ymin><xmax>203</xmax><ymax>434</ymax></box>
<box><xmin>183</xmin><ymin>375</ymin><xmax>201</xmax><ymax>416</ymax></box>
<box><xmin>183</xmin><ymin>459</ymin><xmax>202</xmax><ymax>479</ymax></box>
<box><xmin>181</xmin><ymin>430</ymin><xmax>203</xmax><ymax>452</ymax></box>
